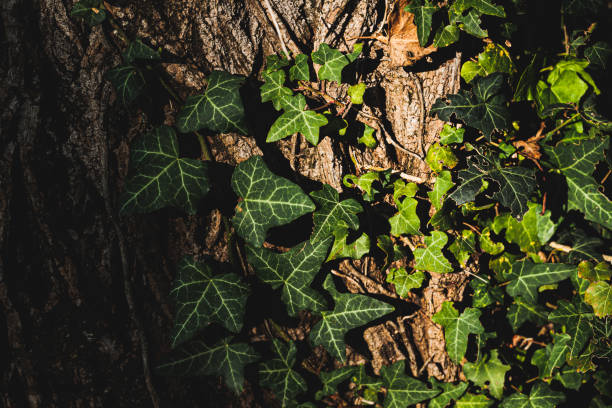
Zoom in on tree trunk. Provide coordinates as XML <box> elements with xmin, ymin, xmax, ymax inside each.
<box><xmin>0</xmin><ymin>0</ymin><xmax>468</xmax><ymax>406</ymax></box>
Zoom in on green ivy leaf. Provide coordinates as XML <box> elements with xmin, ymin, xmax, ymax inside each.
<box><xmin>433</xmin><ymin>301</ymin><xmax>485</xmax><ymax>363</ymax></box>
<box><xmin>544</xmin><ymin>136</ymin><xmax>612</xmax><ymax>230</ymax></box>
<box><xmin>431</xmin><ymin>73</ymin><xmax>509</xmax><ymax>140</ymax></box>
<box><xmin>259</xmin><ymin>339</ymin><xmax>307</xmax><ymax>407</ymax></box>
<box><xmin>267</xmin><ymin>94</ymin><xmax>329</xmax><ymax>145</ymax></box>
<box><xmin>71</xmin><ymin>0</ymin><xmax>106</xmax><ymax>26</ymax></box>
<box><xmin>428</xmin><ymin>379</ymin><xmax>469</xmax><ymax>408</ymax></box>
<box><xmin>389</xmin><ymin>180</ymin><xmax>421</xmax><ymax>236</ymax></box>
<box><xmin>585</xmin><ymin>281</ymin><xmax>612</xmax><ymax>317</ymax></box>
<box><xmin>122</xmin><ymin>39</ymin><xmax>161</xmax><ymax>63</ymax></box>
<box><xmin>358</xmin><ymin>124</ymin><xmax>378</xmax><ymax>148</ymax></box>
<box><xmin>264</xmin><ymin>54</ymin><xmax>290</xmax><ymax>74</ymax></box>
<box><xmin>500</xmin><ymin>383</ymin><xmax>565</xmax><ymax>408</ymax></box>
<box><xmin>462</xmin><ymin>43</ymin><xmax>515</xmax><ymax>83</ymax></box>
<box><xmin>507</xmin><ymin>297</ymin><xmax>547</xmax><ymax>331</ymax></box>
<box><xmin>289</xmin><ymin>54</ymin><xmax>310</xmax><ymax>81</ymax></box>
<box><xmin>480</xmin><ymin>228</ymin><xmax>504</xmax><ymax>255</ymax></box>
<box><xmin>462</xmin><ymin>61</ymin><xmax>487</xmax><ymax>83</ymax></box>
<box><xmin>463</xmin><ymin>350</ymin><xmax>510</xmax><ymax>399</ymax></box>
<box><xmin>343</xmin><ymin>171</ymin><xmax>381</xmax><ymax>199</ymax></box>
<box><xmin>549</xmin><ymin>298</ymin><xmax>594</xmax><ymax>358</ymax></box>
<box><xmin>156</xmin><ymin>337</ymin><xmax>259</xmax><ymax>394</ymax></box>
<box><xmin>310</xmin><ymin>184</ymin><xmax>363</xmax><ymax>243</ymax></box>
<box><xmin>381</xmin><ymin>360</ymin><xmax>441</xmax><ymax>408</ymax></box>
<box><xmin>451</xmin><ymin>0</ymin><xmax>505</xmax><ymax>17</ymax></box>
<box><xmin>106</xmin><ymin>64</ymin><xmax>146</xmax><ymax>105</ymax></box>
<box><xmin>348</xmin><ymin>83</ymin><xmax>366</xmax><ymax>104</ymax></box>
<box><xmin>448</xmin><ymin>151</ymin><xmax>536</xmax><ymax>217</ymax></box>
<box><xmin>433</xmin><ymin>24</ymin><xmax>460</xmax><ymax>47</ymax></box>
<box><xmin>119</xmin><ymin>126</ymin><xmax>210</xmax><ymax>215</ymax></box>
<box><xmin>386</xmin><ymin>268</ymin><xmax>425</xmax><ymax>297</ymax></box>
<box><xmin>578</xmin><ymin>261</ymin><xmax>612</xmax><ymax>282</ymax></box>
<box><xmin>585</xmin><ymin>42</ymin><xmax>612</xmax><ymax>69</ymax></box>
<box><xmin>456</xmin><ymin>393</ymin><xmax>494</xmax><ymax>408</ymax></box>
<box><xmin>492</xmin><ymin>203</ymin><xmax>556</xmax><ymax>253</ymax></box>
<box><xmin>231</xmin><ymin>155</ymin><xmax>315</xmax><ymax>247</ymax></box>
<box><xmin>170</xmin><ymin>257</ymin><xmax>248</xmax><ymax>348</ymax></box>
<box><xmin>544</xmin><ymin>334</ymin><xmax>572</xmax><ymax>378</ymax></box>
<box><xmin>315</xmin><ymin>366</ymin><xmax>359</xmax><ymax>400</ymax></box>
<box><xmin>414</xmin><ymin>231</ymin><xmax>453</xmax><ymax>273</ymax></box>
<box><xmin>261</xmin><ymin>70</ymin><xmax>293</xmax><ymax>110</ymax></box>
<box><xmin>456</xmin><ymin>9</ymin><xmax>488</xmax><ymax>38</ymax></box>
<box><xmin>310</xmin><ymin>275</ymin><xmax>394</xmax><ymax>362</ymax></box>
<box><xmin>176</xmin><ymin>71</ymin><xmax>247</xmax><ymax>134</ymax></box>
<box><xmin>246</xmin><ymin>237</ymin><xmax>332</xmax><ymax>316</ymax></box>
<box><xmin>326</xmin><ymin>221</ymin><xmax>370</xmax><ymax>261</ymax></box>
<box><xmin>426</xmin><ymin>143</ymin><xmax>459</xmax><ymax>173</ymax></box>
<box><xmin>405</xmin><ymin>0</ymin><xmax>437</xmax><ymax>46</ymax></box>
<box><xmin>506</xmin><ymin>261</ymin><xmax>576</xmax><ymax>303</ymax></box>
<box><xmin>439</xmin><ymin>124</ymin><xmax>466</xmax><ymax>145</ymax></box>
<box><xmin>449</xmin><ymin>230</ymin><xmax>477</xmax><ymax>267</ymax></box>
<box><xmin>470</xmin><ymin>278</ymin><xmax>503</xmax><ymax>308</ymax></box>
<box><xmin>311</xmin><ymin>43</ymin><xmax>362</xmax><ymax>83</ymax></box>
<box><xmin>377</xmin><ymin>235</ymin><xmax>405</xmax><ymax>271</ymax></box>
<box><xmin>428</xmin><ymin>171</ymin><xmax>455</xmax><ymax>211</ymax></box>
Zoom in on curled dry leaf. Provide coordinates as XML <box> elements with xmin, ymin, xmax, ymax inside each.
<box><xmin>387</xmin><ymin>0</ymin><xmax>437</xmax><ymax>67</ymax></box>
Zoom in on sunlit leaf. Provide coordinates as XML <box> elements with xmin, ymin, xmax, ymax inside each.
<box><xmin>311</xmin><ymin>43</ymin><xmax>362</xmax><ymax>83</ymax></box>
<box><xmin>415</xmin><ymin>231</ymin><xmax>453</xmax><ymax>273</ymax></box>
<box><xmin>381</xmin><ymin>360</ymin><xmax>441</xmax><ymax>408</ymax></box>
<box><xmin>433</xmin><ymin>301</ymin><xmax>485</xmax><ymax>364</ymax></box>
<box><xmin>500</xmin><ymin>383</ymin><xmax>565</xmax><ymax>408</ymax></box>
<box><xmin>267</xmin><ymin>94</ymin><xmax>329</xmax><ymax>145</ymax></box>
<box><xmin>386</xmin><ymin>267</ymin><xmax>425</xmax><ymax>297</ymax></box>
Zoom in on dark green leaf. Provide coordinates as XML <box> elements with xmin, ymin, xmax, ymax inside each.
<box><xmin>506</xmin><ymin>261</ymin><xmax>576</xmax><ymax>303</ymax></box>
<box><xmin>264</xmin><ymin>54</ymin><xmax>290</xmax><ymax>74</ymax></box>
<box><xmin>156</xmin><ymin>337</ymin><xmax>258</xmax><ymax>394</ymax></box>
<box><xmin>585</xmin><ymin>42</ymin><xmax>612</xmax><ymax>69</ymax></box>
<box><xmin>231</xmin><ymin>156</ymin><xmax>315</xmax><ymax>247</ymax></box>
<box><xmin>122</xmin><ymin>39</ymin><xmax>161</xmax><ymax>63</ymax></box>
<box><xmin>70</xmin><ymin>0</ymin><xmax>106</xmax><ymax>26</ymax></box>
<box><xmin>315</xmin><ymin>366</ymin><xmax>359</xmax><ymax>399</ymax></box>
<box><xmin>432</xmin><ymin>301</ymin><xmax>485</xmax><ymax>364</ymax></box>
<box><xmin>170</xmin><ymin>257</ymin><xmax>248</xmax><ymax>347</ymax></box>
<box><xmin>310</xmin><ymin>184</ymin><xmax>363</xmax><ymax>243</ymax></box>
<box><xmin>428</xmin><ymin>378</ymin><xmax>468</xmax><ymax>408</ymax></box>
<box><xmin>381</xmin><ymin>360</ymin><xmax>441</xmax><ymax>408</ymax></box>
<box><xmin>310</xmin><ymin>275</ymin><xmax>394</xmax><ymax>362</ymax></box>
<box><xmin>267</xmin><ymin>94</ymin><xmax>329</xmax><ymax>145</ymax></box>
<box><xmin>507</xmin><ymin>297</ymin><xmax>547</xmax><ymax>331</ymax></box>
<box><xmin>433</xmin><ymin>24</ymin><xmax>460</xmax><ymax>48</ymax></box>
<box><xmin>549</xmin><ymin>298</ymin><xmax>594</xmax><ymax>359</ymax></box>
<box><xmin>106</xmin><ymin>64</ymin><xmax>146</xmax><ymax>105</ymax></box>
<box><xmin>449</xmin><ymin>229</ymin><xmax>477</xmax><ymax>267</ymax></box>
<box><xmin>465</xmin><ymin>350</ymin><xmax>510</xmax><ymax>399</ymax></box>
<box><xmin>405</xmin><ymin>0</ymin><xmax>437</xmax><ymax>46</ymax></box>
<box><xmin>456</xmin><ymin>9</ymin><xmax>488</xmax><ymax>38</ymax></box>
<box><xmin>119</xmin><ymin>126</ymin><xmax>210</xmax><ymax>214</ymax></box>
<box><xmin>500</xmin><ymin>383</ymin><xmax>565</xmax><ymax>408</ymax></box>
<box><xmin>289</xmin><ymin>54</ymin><xmax>310</xmax><ymax>81</ymax></box>
<box><xmin>176</xmin><ymin>71</ymin><xmax>247</xmax><ymax>134</ymax></box>
<box><xmin>431</xmin><ymin>73</ymin><xmax>509</xmax><ymax>140</ymax></box>
<box><xmin>386</xmin><ymin>268</ymin><xmax>425</xmax><ymax>297</ymax></box>
<box><xmin>311</xmin><ymin>43</ymin><xmax>362</xmax><ymax>83</ymax></box>
<box><xmin>246</xmin><ymin>237</ymin><xmax>332</xmax><ymax>316</ymax></box>
<box><xmin>260</xmin><ymin>70</ymin><xmax>293</xmax><ymax>110</ymax></box>
<box><xmin>259</xmin><ymin>339</ymin><xmax>307</xmax><ymax>406</ymax></box>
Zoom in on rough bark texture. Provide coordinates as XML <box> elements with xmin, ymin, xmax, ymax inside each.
<box><xmin>1</xmin><ymin>0</ymin><xmax>468</xmax><ymax>406</ymax></box>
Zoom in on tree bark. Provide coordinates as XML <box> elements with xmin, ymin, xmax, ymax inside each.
<box><xmin>0</xmin><ymin>0</ymin><xmax>468</xmax><ymax>406</ymax></box>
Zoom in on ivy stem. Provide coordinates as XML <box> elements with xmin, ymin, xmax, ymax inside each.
<box><xmin>543</xmin><ymin>112</ymin><xmax>580</xmax><ymax>140</ymax></box>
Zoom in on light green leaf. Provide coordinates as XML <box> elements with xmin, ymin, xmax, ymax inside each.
<box><xmin>550</xmin><ymin>70</ymin><xmax>588</xmax><ymax>104</ymax></box>
<box><xmin>506</xmin><ymin>261</ymin><xmax>576</xmax><ymax>303</ymax></box>
<box><xmin>428</xmin><ymin>379</ymin><xmax>468</xmax><ymax>408</ymax></box>
<box><xmin>71</xmin><ymin>0</ymin><xmax>106</xmax><ymax>26</ymax></box>
<box><xmin>246</xmin><ymin>236</ymin><xmax>332</xmax><ymax>316</ymax></box>
<box><xmin>156</xmin><ymin>337</ymin><xmax>259</xmax><ymax>394</ymax></box>
<box><xmin>479</xmin><ymin>227</ymin><xmax>504</xmax><ymax>255</ymax></box>
<box><xmin>310</xmin><ymin>275</ymin><xmax>394</xmax><ymax>362</ymax></box>
<box><xmin>427</xmin><ymin>143</ymin><xmax>459</xmax><ymax>173</ymax></box>
<box><xmin>119</xmin><ymin>126</ymin><xmax>210</xmax><ymax>215</ymax></box>
<box><xmin>470</xmin><ymin>278</ymin><xmax>503</xmax><ymax>308</ymax></box>
<box><xmin>289</xmin><ymin>54</ymin><xmax>310</xmax><ymax>81</ymax></box>
<box><xmin>447</xmin><ymin>150</ymin><xmax>536</xmax><ymax>217</ymax></box>
<box><xmin>122</xmin><ymin>39</ymin><xmax>161</xmax><ymax>63</ymax></box>
<box><xmin>259</xmin><ymin>339</ymin><xmax>307</xmax><ymax>407</ymax></box>
<box><xmin>405</xmin><ymin>0</ymin><xmax>437</xmax><ymax>46</ymax></box>
<box><xmin>462</xmin><ymin>61</ymin><xmax>487</xmax><ymax>83</ymax></box>
<box><xmin>548</xmin><ymin>298</ymin><xmax>594</xmax><ymax>359</ymax></box>
<box><xmin>578</xmin><ymin>261</ymin><xmax>612</xmax><ymax>282</ymax></box>
<box><xmin>231</xmin><ymin>155</ymin><xmax>315</xmax><ymax>247</ymax></box>
<box><xmin>348</xmin><ymin>83</ymin><xmax>366</xmax><ymax>104</ymax></box>
<box><xmin>326</xmin><ymin>221</ymin><xmax>370</xmax><ymax>261</ymax></box>
<box><xmin>311</xmin><ymin>43</ymin><xmax>362</xmax><ymax>83</ymax></box>
<box><xmin>381</xmin><ymin>360</ymin><xmax>441</xmax><ymax>408</ymax></box>
<box><xmin>433</xmin><ymin>24</ymin><xmax>460</xmax><ymax>48</ymax></box>
<box><xmin>414</xmin><ymin>231</ymin><xmax>453</xmax><ymax>273</ymax></box>
<box><xmin>585</xmin><ymin>281</ymin><xmax>612</xmax><ymax>317</ymax></box>
<box><xmin>267</xmin><ymin>94</ymin><xmax>329</xmax><ymax>145</ymax></box>
<box><xmin>264</xmin><ymin>54</ymin><xmax>290</xmax><ymax>74</ymax></box>
<box><xmin>440</xmin><ymin>124</ymin><xmax>466</xmax><ymax>145</ymax></box>
<box><xmin>507</xmin><ymin>297</ymin><xmax>547</xmax><ymax>331</ymax></box>
<box><xmin>464</xmin><ymin>350</ymin><xmax>510</xmax><ymax>399</ymax></box>
<box><xmin>170</xmin><ymin>257</ymin><xmax>248</xmax><ymax>348</ymax></box>
<box><xmin>492</xmin><ymin>203</ymin><xmax>556</xmax><ymax>254</ymax></box>
<box><xmin>343</xmin><ymin>171</ymin><xmax>381</xmax><ymax>198</ymax></box>
<box><xmin>433</xmin><ymin>301</ymin><xmax>485</xmax><ymax>364</ymax></box>
<box><xmin>310</xmin><ymin>184</ymin><xmax>363</xmax><ymax>243</ymax></box>
<box><xmin>315</xmin><ymin>366</ymin><xmax>359</xmax><ymax>399</ymax></box>
<box><xmin>500</xmin><ymin>383</ymin><xmax>565</xmax><ymax>408</ymax></box>
<box><xmin>451</xmin><ymin>0</ymin><xmax>505</xmax><ymax>17</ymax></box>
<box><xmin>177</xmin><ymin>71</ymin><xmax>246</xmax><ymax>134</ymax></box>
<box><xmin>432</xmin><ymin>73</ymin><xmax>510</xmax><ymax>140</ymax></box>
<box><xmin>449</xmin><ymin>230</ymin><xmax>476</xmax><ymax>267</ymax></box>
<box><xmin>463</xmin><ymin>43</ymin><xmax>515</xmax><ymax>83</ymax></box>
<box><xmin>389</xmin><ymin>181</ymin><xmax>420</xmax><ymax>236</ymax></box>
<box><xmin>544</xmin><ymin>136</ymin><xmax>612</xmax><ymax>230</ymax></box>
<box><xmin>358</xmin><ymin>124</ymin><xmax>378</xmax><ymax>148</ymax></box>
<box><xmin>456</xmin><ymin>393</ymin><xmax>494</xmax><ymax>408</ymax></box>
<box><xmin>386</xmin><ymin>268</ymin><xmax>425</xmax><ymax>298</ymax></box>
<box><xmin>260</xmin><ymin>70</ymin><xmax>293</xmax><ymax>110</ymax></box>
<box><xmin>429</xmin><ymin>171</ymin><xmax>455</xmax><ymax>211</ymax></box>
<box><xmin>106</xmin><ymin>64</ymin><xmax>146</xmax><ymax>105</ymax></box>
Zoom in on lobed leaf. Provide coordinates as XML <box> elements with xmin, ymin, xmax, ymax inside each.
<box><xmin>433</xmin><ymin>301</ymin><xmax>485</xmax><ymax>364</ymax></box>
